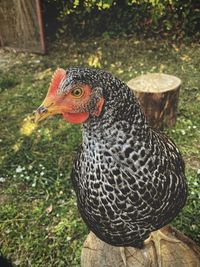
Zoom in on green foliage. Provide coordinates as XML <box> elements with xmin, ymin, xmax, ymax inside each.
<box><xmin>50</xmin><ymin>0</ymin><xmax>200</xmax><ymax>39</ymax></box>
<box><xmin>173</xmin><ymin>169</ymin><xmax>200</xmax><ymax>242</ymax></box>
<box><xmin>0</xmin><ymin>37</ymin><xmax>200</xmax><ymax>265</ymax></box>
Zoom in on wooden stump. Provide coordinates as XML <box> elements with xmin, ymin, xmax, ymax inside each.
<box><xmin>127</xmin><ymin>73</ymin><xmax>181</xmax><ymax>129</ymax></box>
<box><xmin>81</xmin><ymin>226</ymin><xmax>200</xmax><ymax>267</ymax></box>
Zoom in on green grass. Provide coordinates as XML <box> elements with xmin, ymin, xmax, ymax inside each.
<box><xmin>0</xmin><ymin>38</ymin><xmax>200</xmax><ymax>266</ymax></box>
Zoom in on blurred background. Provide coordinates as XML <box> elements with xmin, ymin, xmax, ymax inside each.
<box><xmin>0</xmin><ymin>0</ymin><xmax>200</xmax><ymax>53</ymax></box>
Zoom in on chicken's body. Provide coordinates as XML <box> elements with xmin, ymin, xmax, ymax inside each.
<box><xmin>35</xmin><ymin>67</ymin><xmax>187</xmax><ymax>248</ymax></box>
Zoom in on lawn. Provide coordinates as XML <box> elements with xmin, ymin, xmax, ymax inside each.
<box><xmin>0</xmin><ymin>37</ymin><xmax>200</xmax><ymax>266</ymax></box>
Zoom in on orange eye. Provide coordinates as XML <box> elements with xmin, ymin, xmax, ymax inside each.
<box><xmin>71</xmin><ymin>87</ymin><xmax>84</xmax><ymax>98</ymax></box>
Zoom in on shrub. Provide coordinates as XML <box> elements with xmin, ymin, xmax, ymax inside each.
<box><xmin>43</xmin><ymin>0</ymin><xmax>200</xmax><ymax>39</ymax></box>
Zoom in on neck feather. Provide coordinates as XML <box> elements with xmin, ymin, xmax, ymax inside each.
<box><xmin>83</xmin><ymin>84</ymin><xmax>148</xmax><ymax>144</ymax></box>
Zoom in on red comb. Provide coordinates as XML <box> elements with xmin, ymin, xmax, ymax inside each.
<box><xmin>48</xmin><ymin>68</ymin><xmax>66</xmax><ymax>96</ymax></box>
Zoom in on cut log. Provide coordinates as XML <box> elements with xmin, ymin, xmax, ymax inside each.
<box><xmin>127</xmin><ymin>73</ymin><xmax>181</xmax><ymax>129</ymax></box>
<box><xmin>81</xmin><ymin>226</ymin><xmax>200</xmax><ymax>267</ymax></box>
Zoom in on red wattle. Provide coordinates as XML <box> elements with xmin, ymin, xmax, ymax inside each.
<box><xmin>62</xmin><ymin>112</ymin><xmax>90</xmax><ymax>124</ymax></box>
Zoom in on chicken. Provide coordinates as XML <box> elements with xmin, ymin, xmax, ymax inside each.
<box><xmin>35</xmin><ymin>67</ymin><xmax>187</xmax><ymax>248</ymax></box>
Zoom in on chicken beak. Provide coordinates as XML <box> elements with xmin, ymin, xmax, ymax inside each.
<box><xmin>34</xmin><ymin>105</ymin><xmax>49</xmax><ymax>122</ymax></box>
<box><xmin>34</xmin><ymin>98</ymin><xmax>61</xmax><ymax>123</ymax></box>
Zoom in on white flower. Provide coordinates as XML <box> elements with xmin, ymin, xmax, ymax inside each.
<box><xmin>40</xmin><ymin>171</ymin><xmax>45</xmax><ymax>176</ymax></box>
<box><xmin>16</xmin><ymin>166</ymin><xmax>23</xmax><ymax>173</ymax></box>
<box><xmin>197</xmin><ymin>169</ymin><xmax>200</xmax><ymax>175</ymax></box>
<box><xmin>28</xmin><ymin>165</ymin><xmax>33</xmax><ymax>170</ymax></box>
<box><xmin>0</xmin><ymin>177</ymin><xmax>6</xmax><ymax>182</ymax></box>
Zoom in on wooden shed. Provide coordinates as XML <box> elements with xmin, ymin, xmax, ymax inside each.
<box><xmin>0</xmin><ymin>0</ymin><xmax>45</xmax><ymax>53</ymax></box>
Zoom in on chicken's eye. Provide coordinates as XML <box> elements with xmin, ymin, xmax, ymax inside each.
<box><xmin>71</xmin><ymin>87</ymin><xmax>84</xmax><ymax>98</ymax></box>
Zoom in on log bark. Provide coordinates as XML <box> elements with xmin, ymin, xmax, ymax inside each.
<box><xmin>81</xmin><ymin>226</ymin><xmax>200</xmax><ymax>267</ymax></box>
<box><xmin>127</xmin><ymin>73</ymin><xmax>181</xmax><ymax>129</ymax></box>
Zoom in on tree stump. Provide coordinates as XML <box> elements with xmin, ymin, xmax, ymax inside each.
<box><xmin>127</xmin><ymin>73</ymin><xmax>181</xmax><ymax>129</ymax></box>
<box><xmin>81</xmin><ymin>226</ymin><xmax>200</xmax><ymax>267</ymax></box>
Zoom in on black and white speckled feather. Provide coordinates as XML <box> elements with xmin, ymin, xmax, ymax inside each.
<box><xmin>63</xmin><ymin>67</ymin><xmax>187</xmax><ymax>248</ymax></box>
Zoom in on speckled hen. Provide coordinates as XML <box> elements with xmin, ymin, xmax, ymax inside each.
<box><xmin>35</xmin><ymin>67</ymin><xmax>187</xmax><ymax>248</ymax></box>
